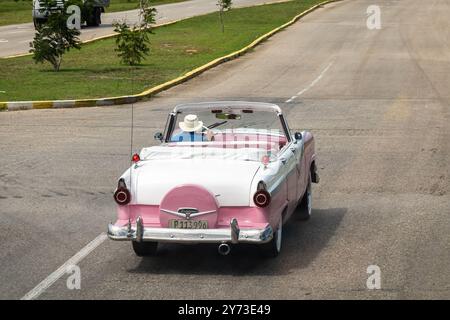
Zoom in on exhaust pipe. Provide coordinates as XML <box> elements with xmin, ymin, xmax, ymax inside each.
<box><xmin>218</xmin><ymin>243</ymin><xmax>231</xmax><ymax>256</ymax></box>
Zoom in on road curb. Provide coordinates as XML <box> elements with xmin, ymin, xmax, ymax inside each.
<box><xmin>0</xmin><ymin>0</ymin><xmax>342</xmax><ymax>112</ymax></box>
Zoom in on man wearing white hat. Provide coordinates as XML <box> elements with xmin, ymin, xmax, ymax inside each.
<box><xmin>171</xmin><ymin>114</ymin><xmax>212</xmax><ymax>142</ymax></box>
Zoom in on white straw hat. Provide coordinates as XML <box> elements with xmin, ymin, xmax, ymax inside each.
<box><xmin>179</xmin><ymin>114</ymin><xmax>203</xmax><ymax>132</ymax></box>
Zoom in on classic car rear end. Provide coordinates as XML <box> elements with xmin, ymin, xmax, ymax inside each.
<box><xmin>107</xmin><ymin>101</ymin><xmax>319</xmax><ymax>257</ymax></box>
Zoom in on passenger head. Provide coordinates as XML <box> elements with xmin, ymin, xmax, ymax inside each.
<box><xmin>179</xmin><ymin>114</ymin><xmax>203</xmax><ymax>133</ymax></box>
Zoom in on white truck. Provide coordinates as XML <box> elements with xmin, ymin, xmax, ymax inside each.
<box><xmin>32</xmin><ymin>0</ymin><xmax>111</xmax><ymax>28</ymax></box>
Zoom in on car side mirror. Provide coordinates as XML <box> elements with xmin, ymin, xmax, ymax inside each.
<box><xmin>154</xmin><ymin>132</ymin><xmax>163</xmax><ymax>142</ymax></box>
<box><xmin>294</xmin><ymin>132</ymin><xmax>302</xmax><ymax>141</ymax></box>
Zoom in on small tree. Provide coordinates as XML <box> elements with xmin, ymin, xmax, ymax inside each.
<box><xmin>217</xmin><ymin>0</ymin><xmax>232</xmax><ymax>33</ymax></box>
<box><xmin>29</xmin><ymin>1</ymin><xmax>81</xmax><ymax>71</ymax></box>
<box><xmin>113</xmin><ymin>0</ymin><xmax>157</xmax><ymax>66</ymax></box>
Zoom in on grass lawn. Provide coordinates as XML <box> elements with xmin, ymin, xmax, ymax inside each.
<box><xmin>0</xmin><ymin>0</ymin><xmax>187</xmax><ymax>26</ymax></box>
<box><xmin>0</xmin><ymin>0</ymin><xmax>324</xmax><ymax>102</ymax></box>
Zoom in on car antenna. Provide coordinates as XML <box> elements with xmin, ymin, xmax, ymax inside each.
<box><xmin>128</xmin><ymin>24</ymin><xmax>136</xmax><ymax>230</ymax></box>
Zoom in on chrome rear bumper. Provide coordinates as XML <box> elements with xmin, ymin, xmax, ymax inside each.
<box><xmin>107</xmin><ymin>216</ymin><xmax>273</xmax><ymax>244</ymax></box>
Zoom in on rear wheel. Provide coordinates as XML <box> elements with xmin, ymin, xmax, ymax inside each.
<box><xmin>261</xmin><ymin>218</ymin><xmax>282</xmax><ymax>258</ymax></box>
<box><xmin>95</xmin><ymin>7</ymin><xmax>102</xmax><ymax>26</ymax></box>
<box><xmin>132</xmin><ymin>241</ymin><xmax>158</xmax><ymax>256</ymax></box>
<box><xmin>33</xmin><ymin>18</ymin><xmax>45</xmax><ymax>29</ymax></box>
<box><xmin>86</xmin><ymin>7</ymin><xmax>101</xmax><ymax>27</ymax></box>
<box><xmin>297</xmin><ymin>174</ymin><xmax>312</xmax><ymax>221</ymax></box>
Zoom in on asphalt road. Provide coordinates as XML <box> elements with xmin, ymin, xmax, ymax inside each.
<box><xmin>0</xmin><ymin>0</ymin><xmax>449</xmax><ymax>299</ymax></box>
<box><xmin>0</xmin><ymin>0</ymin><xmax>280</xmax><ymax>58</ymax></box>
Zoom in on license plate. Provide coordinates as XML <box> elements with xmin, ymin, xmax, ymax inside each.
<box><xmin>169</xmin><ymin>219</ymin><xmax>208</xmax><ymax>229</ymax></box>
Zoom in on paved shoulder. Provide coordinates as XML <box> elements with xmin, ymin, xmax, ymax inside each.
<box><xmin>0</xmin><ymin>0</ymin><xmax>287</xmax><ymax>58</ymax></box>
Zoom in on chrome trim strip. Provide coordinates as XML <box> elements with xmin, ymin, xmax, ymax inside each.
<box><xmin>160</xmin><ymin>208</ymin><xmax>217</xmax><ymax>219</ymax></box>
<box><xmin>278</xmin><ymin>113</ymin><xmax>292</xmax><ymax>143</ymax></box>
<box><xmin>268</xmin><ymin>139</ymin><xmax>304</xmax><ymax>195</ymax></box>
<box><xmin>164</xmin><ymin>112</ymin><xmax>176</xmax><ymax>143</ymax></box>
<box><xmin>173</xmin><ymin>101</ymin><xmax>282</xmax><ymax>114</ymax></box>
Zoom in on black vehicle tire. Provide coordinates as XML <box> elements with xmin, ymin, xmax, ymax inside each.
<box><xmin>33</xmin><ymin>18</ymin><xmax>45</xmax><ymax>29</ymax></box>
<box><xmin>260</xmin><ymin>218</ymin><xmax>282</xmax><ymax>258</ymax></box>
<box><xmin>132</xmin><ymin>241</ymin><xmax>158</xmax><ymax>256</ymax></box>
<box><xmin>86</xmin><ymin>8</ymin><xmax>101</xmax><ymax>27</ymax></box>
<box><xmin>85</xmin><ymin>14</ymin><xmax>94</xmax><ymax>27</ymax></box>
<box><xmin>95</xmin><ymin>7</ymin><xmax>102</xmax><ymax>26</ymax></box>
<box><xmin>297</xmin><ymin>174</ymin><xmax>312</xmax><ymax>221</ymax></box>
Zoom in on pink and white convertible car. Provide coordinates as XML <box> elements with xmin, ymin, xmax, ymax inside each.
<box><xmin>107</xmin><ymin>101</ymin><xmax>319</xmax><ymax>257</ymax></box>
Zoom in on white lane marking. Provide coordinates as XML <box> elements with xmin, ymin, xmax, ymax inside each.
<box><xmin>285</xmin><ymin>60</ymin><xmax>334</xmax><ymax>103</ymax></box>
<box><xmin>21</xmin><ymin>233</ymin><xmax>108</xmax><ymax>300</ymax></box>
<box><xmin>285</xmin><ymin>95</ymin><xmax>297</xmax><ymax>103</ymax></box>
<box><xmin>0</xmin><ymin>39</ymin><xmax>8</xmax><ymax>43</ymax></box>
<box><xmin>295</xmin><ymin>60</ymin><xmax>333</xmax><ymax>96</ymax></box>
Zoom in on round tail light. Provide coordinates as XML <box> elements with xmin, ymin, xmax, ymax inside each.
<box><xmin>132</xmin><ymin>153</ymin><xmax>140</xmax><ymax>163</ymax></box>
<box><xmin>114</xmin><ymin>187</ymin><xmax>131</xmax><ymax>205</ymax></box>
<box><xmin>253</xmin><ymin>190</ymin><xmax>271</xmax><ymax>207</ymax></box>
